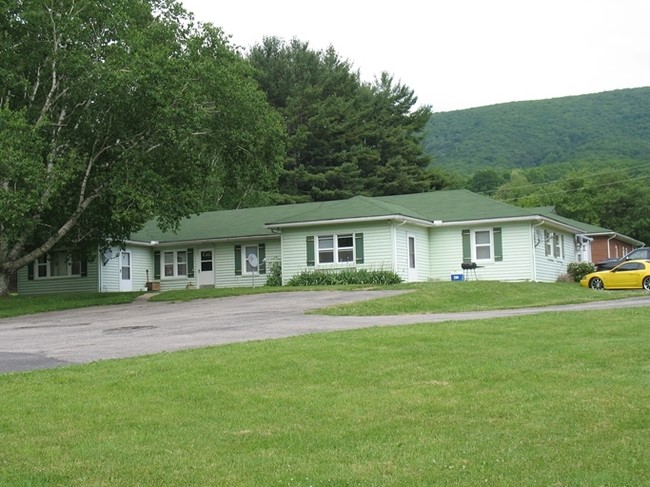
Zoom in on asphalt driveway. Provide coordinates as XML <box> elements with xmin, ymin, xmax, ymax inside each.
<box><xmin>2</xmin><ymin>290</ymin><xmax>650</xmax><ymax>373</ymax></box>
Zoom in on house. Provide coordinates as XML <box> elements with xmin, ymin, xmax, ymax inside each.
<box><xmin>15</xmin><ymin>190</ymin><xmax>645</xmax><ymax>294</ymax></box>
<box><xmin>528</xmin><ymin>207</ymin><xmax>644</xmax><ymax>264</ymax></box>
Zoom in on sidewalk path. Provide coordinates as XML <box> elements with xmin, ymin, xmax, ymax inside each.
<box><xmin>2</xmin><ymin>291</ymin><xmax>649</xmax><ymax>373</ymax></box>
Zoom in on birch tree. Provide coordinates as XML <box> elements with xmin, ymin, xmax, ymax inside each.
<box><xmin>0</xmin><ymin>0</ymin><xmax>284</xmax><ymax>294</ymax></box>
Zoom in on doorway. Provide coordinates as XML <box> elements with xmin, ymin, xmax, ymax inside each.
<box><xmin>119</xmin><ymin>251</ymin><xmax>132</xmax><ymax>292</ymax></box>
<box><xmin>198</xmin><ymin>249</ymin><xmax>214</xmax><ymax>287</ymax></box>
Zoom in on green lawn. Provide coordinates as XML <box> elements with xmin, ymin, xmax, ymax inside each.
<box><xmin>314</xmin><ymin>281</ymin><xmax>646</xmax><ymax>315</ymax></box>
<box><xmin>1</xmin><ymin>281</ymin><xmax>644</xmax><ymax>319</ymax></box>
<box><xmin>1</xmin><ymin>307</ymin><xmax>648</xmax><ymax>486</ymax></box>
<box><xmin>0</xmin><ymin>292</ymin><xmax>144</xmax><ymax>318</ymax></box>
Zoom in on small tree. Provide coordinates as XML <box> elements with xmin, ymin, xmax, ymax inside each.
<box><xmin>566</xmin><ymin>262</ymin><xmax>595</xmax><ymax>282</ymax></box>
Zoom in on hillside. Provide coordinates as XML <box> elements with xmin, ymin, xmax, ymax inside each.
<box><xmin>422</xmin><ymin>87</ymin><xmax>650</xmax><ymax>173</ymax></box>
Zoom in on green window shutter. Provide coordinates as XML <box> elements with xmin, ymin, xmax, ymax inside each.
<box><xmin>27</xmin><ymin>262</ymin><xmax>34</xmax><ymax>280</ymax></box>
<box><xmin>355</xmin><ymin>233</ymin><xmax>364</xmax><ymax>264</ymax></box>
<box><xmin>258</xmin><ymin>243</ymin><xmax>266</xmax><ymax>274</ymax></box>
<box><xmin>306</xmin><ymin>236</ymin><xmax>315</xmax><ymax>266</ymax></box>
<box><xmin>234</xmin><ymin>245</ymin><xmax>242</xmax><ymax>276</ymax></box>
<box><xmin>154</xmin><ymin>251</ymin><xmax>161</xmax><ymax>279</ymax></box>
<box><xmin>462</xmin><ymin>229</ymin><xmax>471</xmax><ymax>263</ymax></box>
<box><xmin>187</xmin><ymin>249</ymin><xmax>194</xmax><ymax>278</ymax></box>
<box><xmin>81</xmin><ymin>260</ymin><xmax>88</xmax><ymax>277</ymax></box>
<box><xmin>493</xmin><ymin>227</ymin><xmax>503</xmax><ymax>262</ymax></box>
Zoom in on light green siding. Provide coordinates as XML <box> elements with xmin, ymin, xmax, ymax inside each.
<box><xmin>154</xmin><ymin>246</ymin><xmax>198</xmax><ymax>291</ymax></box>
<box><xmin>214</xmin><ymin>238</ymin><xmax>280</xmax><ymax>288</ymax></box>
<box><xmin>99</xmin><ymin>245</ymin><xmax>153</xmax><ymax>292</ymax></box>
<box><xmin>17</xmin><ymin>258</ymin><xmax>99</xmax><ymax>295</ymax></box>
<box><xmin>430</xmin><ymin>222</ymin><xmax>536</xmax><ymax>282</ymax></box>
<box><xmin>280</xmin><ymin>221</ymin><xmax>395</xmax><ymax>284</ymax></box>
<box><xmin>393</xmin><ymin>224</ymin><xmax>430</xmax><ymax>282</ymax></box>
<box><xmin>533</xmin><ymin>225</ymin><xmax>576</xmax><ymax>282</ymax></box>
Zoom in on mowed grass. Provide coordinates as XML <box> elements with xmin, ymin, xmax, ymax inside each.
<box><xmin>2</xmin><ymin>281</ymin><xmax>644</xmax><ymax>319</ymax></box>
<box><xmin>1</xmin><ymin>307</ymin><xmax>649</xmax><ymax>486</ymax></box>
<box><xmin>0</xmin><ymin>292</ymin><xmax>144</xmax><ymax>318</ymax></box>
<box><xmin>311</xmin><ymin>281</ymin><xmax>643</xmax><ymax>315</ymax></box>
<box><xmin>152</xmin><ymin>281</ymin><xmax>643</xmax><ymax>315</ymax></box>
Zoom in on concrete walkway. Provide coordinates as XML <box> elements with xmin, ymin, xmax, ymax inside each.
<box><xmin>2</xmin><ymin>290</ymin><xmax>649</xmax><ymax>373</ymax></box>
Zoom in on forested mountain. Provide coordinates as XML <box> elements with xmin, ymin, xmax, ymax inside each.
<box><xmin>423</xmin><ymin>87</ymin><xmax>650</xmax><ymax>173</ymax></box>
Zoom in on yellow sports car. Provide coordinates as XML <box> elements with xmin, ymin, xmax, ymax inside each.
<box><xmin>580</xmin><ymin>259</ymin><xmax>650</xmax><ymax>291</ymax></box>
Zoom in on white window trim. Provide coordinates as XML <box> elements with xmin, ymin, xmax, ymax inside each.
<box><xmin>553</xmin><ymin>234</ymin><xmax>563</xmax><ymax>259</ymax></box>
<box><xmin>316</xmin><ymin>234</ymin><xmax>356</xmax><ymax>266</ymax></box>
<box><xmin>242</xmin><ymin>245</ymin><xmax>261</xmax><ymax>276</ymax></box>
<box><xmin>544</xmin><ymin>230</ymin><xmax>552</xmax><ymax>257</ymax></box>
<box><xmin>162</xmin><ymin>250</ymin><xmax>188</xmax><ymax>279</ymax></box>
<box><xmin>472</xmin><ymin>229</ymin><xmax>494</xmax><ymax>263</ymax></box>
<box><xmin>34</xmin><ymin>251</ymin><xmax>82</xmax><ymax>279</ymax></box>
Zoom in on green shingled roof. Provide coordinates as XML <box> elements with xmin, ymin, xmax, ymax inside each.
<box><xmin>264</xmin><ymin>195</ymin><xmax>433</xmax><ymax>225</ymax></box>
<box><xmin>375</xmin><ymin>190</ymin><xmax>534</xmax><ymax>222</ymax></box>
<box><xmin>129</xmin><ymin>190</ymin><xmax>638</xmax><ymax>244</ymax></box>
<box><xmin>129</xmin><ymin>203</ymin><xmax>319</xmax><ymax>243</ymax></box>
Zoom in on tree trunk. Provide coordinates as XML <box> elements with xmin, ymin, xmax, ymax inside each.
<box><xmin>0</xmin><ymin>270</ymin><xmax>10</xmax><ymax>297</ymax></box>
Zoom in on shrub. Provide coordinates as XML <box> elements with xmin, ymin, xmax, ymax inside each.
<box><xmin>286</xmin><ymin>269</ymin><xmax>402</xmax><ymax>286</ymax></box>
<box><xmin>265</xmin><ymin>261</ymin><xmax>283</xmax><ymax>287</ymax></box>
<box><xmin>566</xmin><ymin>262</ymin><xmax>595</xmax><ymax>282</ymax></box>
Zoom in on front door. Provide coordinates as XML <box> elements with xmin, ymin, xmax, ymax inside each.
<box><xmin>119</xmin><ymin>251</ymin><xmax>132</xmax><ymax>292</ymax></box>
<box><xmin>198</xmin><ymin>249</ymin><xmax>214</xmax><ymax>287</ymax></box>
<box><xmin>407</xmin><ymin>235</ymin><xmax>418</xmax><ymax>282</ymax></box>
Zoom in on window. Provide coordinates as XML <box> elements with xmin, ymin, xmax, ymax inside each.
<box><xmin>200</xmin><ymin>251</ymin><xmax>213</xmax><ymax>272</ymax></box>
<box><xmin>318</xmin><ymin>236</ymin><xmax>334</xmax><ymax>263</ymax></box>
<box><xmin>553</xmin><ymin>234</ymin><xmax>564</xmax><ymax>258</ymax></box>
<box><xmin>33</xmin><ymin>251</ymin><xmax>83</xmax><ymax>279</ymax></box>
<box><xmin>474</xmin><ymin>230</ymin><xmax>492</xmax><ymax>260</ymax></box>
<box><xmin>154</xmin><ymin>249</ymin><xmax>194</xmax><ymax>280</ymax></box>
<box><xmin>408</xmin><ymin>236</ymin><xmax>416</xmax><ymax>269</ymax></box>
<box><xmin>616</xmin><ymin>262</ymin><xmax>643</xmax><ymax>272</ymax></box>
<box><xmin>544</xmin><ymin>231</ymin><xmax>552</xmax><ymax>256</ymax></box>
<box><xmin>244</xmin><ymin>245</ymin><xmax>258</xmax><ymax>273</ymax></box>
<box><xmin>318</xmin><ymin>234</ymin><xmax>354</xmax><ymax>265</ymax></box>
<box><xmin>462</xmin><ymin>228</ymin><xmax>502</xmax><ymax>264</ymax></box>
<box><xmin>544</xmin><ymin>232</ymin><xmax>565</xmax><ymax>259</ymax></box>
<box><xmin>163</xmin><ymin>250</ymin><xmax>187</xmax><ymax>278</ymax></box>
<box><xmin>306</xmin><ymin>234</ymin><xmax>364</xmax><ymax>267</ymax></box>
<box><xmin>234</xmin><ymin>244</ymin><xmax>266</xmax><ymax>276</ymax></box>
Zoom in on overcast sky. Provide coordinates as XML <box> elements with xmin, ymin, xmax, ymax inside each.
<box><xmin>180</xmin><ymin>0</ymin><xmax>650</xmax><ymax>112</ymax></box>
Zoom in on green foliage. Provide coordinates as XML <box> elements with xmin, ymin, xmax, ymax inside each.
<box><xmin>566</xmin><ymin>262</ymin><xmax>596</xmax><ymax>282</ymax></box>
<box><xmin>287</xmin><ymin>268</ymin><xmax>402</xmax><ymax>286</ymax></box>
<box><xmin>248</xmin><ymin>38</ymin><xmax>433</xmax><ymax>202</ymax></box>
<box><xmin>0</xmin><ymin>0</ymin><xmax>285</xmax><ymax>293</ymax></box>
<box><xmin>264</xmin><ymin>260</ymin><xmax>283</xmax><ymax>287</ymax></box>
<box><xmin>423</xmin><ymin>87</ymin><xmax>650</xmax><ymax>173</ymax></box>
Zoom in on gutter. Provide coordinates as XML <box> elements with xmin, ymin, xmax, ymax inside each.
<box><xmin>265</xmin><ymin>214</ymin><xmax>436</xmax><ymax>229</ymax></box>
<box><xmin>439</xmin><ymin>215</ymin><xmax>585</xmax><ymax>234</ymax></box>
<box><xmin>124</xmin><ymin>234</ymin><xmax>281</xmax><ymax>248</ymax></box>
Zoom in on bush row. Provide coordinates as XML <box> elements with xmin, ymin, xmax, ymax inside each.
<box><xmin>286</xmin><ymin>268</ymin><xmax>402</xmax><ymax>286</ymax></box>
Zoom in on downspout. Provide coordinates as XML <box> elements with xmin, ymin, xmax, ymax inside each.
<box><xmin>97</xmin><ymin>247</ymin><xmax>102</xmax><ymax>293</ymax></box>
<box><xmin>392</xmin><ymin>219</ymin><xmax>407</xmax><ymax>276</ymax></box>
<box><xmin>607</xmin><ymin>234</ymin><xmax>616</xmax><ymax>259</ymax></box>
<box><xmin>531</xmin><ymin>221</ymin><xmax>544</xmax><ymax>282</ymax></box>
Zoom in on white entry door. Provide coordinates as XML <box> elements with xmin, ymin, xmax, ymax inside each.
<box><xmin>119</xmin><ymin>251</ymin><xmax>133</xmax><ymax>291</ymax></box>
<box><xmin>407</xmin><ymin>235</ymin><xmax>418</xmax><ymax>282</ymax></box>
<box><xmin>198</xmin><ymin>249</ymin><xmax>214</xmax><ymax>287</ymax></box>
